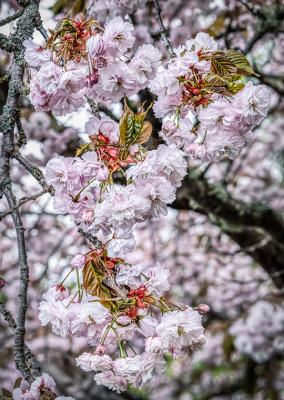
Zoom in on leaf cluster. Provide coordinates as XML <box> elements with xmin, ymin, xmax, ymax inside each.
<box><xmin>201</xmin><ymin>49</ymin><xmax>259</xmax><ymax>97</ymax></box>
<box><xmin>119</xmin><ymin>99</ymin><xmax>153</xmax><ymax>161</ymax></box>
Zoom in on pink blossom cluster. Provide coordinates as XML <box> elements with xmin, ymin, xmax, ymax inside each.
<box><xmin>25</xmin><ymin>15</ymin><xmax>161</xmax><ymax>115</ymax></box>
<box><xmin>149</xmin><ymin>33</ymin><xmax>270</xmax><ymax>161</ymax></box>
<box><xmin>13</xmin><ymin>373</ymin><xmax>74</xmax><ymax>400</ymax></box>
<box><xmin>45</xmin><ymin>114</ymin><xmax>187</xmax><ymax>256</ymax></box>
<box><xmin>38</xmin><ymin>258</ymin><xmax>206</xmax><ymax>392</ymax></box>
<box><xmin>29</xmin><ymin>14</ymin><xmax>270</xmax><ymax>394</ymax></box>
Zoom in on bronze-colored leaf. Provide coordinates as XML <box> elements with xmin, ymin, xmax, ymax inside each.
<box><xmin>226</xmin><ymin>49</ymin><xmax>259</xmax><ymax>76</ymax></box>
<box><xmin>50</xmin><ymin>0</ymin><xmax>66</xmax><ymax>16</ymax></box>
<box><xmin>82</xmin><ymin>259</ymin><xmax>111</xmax><ymax>299</ymax></box>
<box><xmin>66</xmin><ymin>0</ymin><xmax>87</xmax><ymax>16</ymax></box>
<box><xmin>211</xmin><ymin>52</ymin><xmax>238</xmax><ymax>77</ymax></box>
<box><xmin>119</xmin><ymin>112</ymin><xmax>134</xmax><ymax>147</ymax></box>
<box><xmin>133</xmin><ymin>121</ymin><xmax>153</xmax><ymax>145</ymax></box>
<box><xmin>136</xmin><ymin>101</ymin><xmax>153</xmax><ymax>121</ymax></box>
<box><xmin>14</xmin><ymin>378</ymin><xmax>22</xmax><ymax>389</ymax></box>
<box><xmin>123</xmin><ymin>97</ymin><xmax>135</xmax><ymax>115</ymax></box>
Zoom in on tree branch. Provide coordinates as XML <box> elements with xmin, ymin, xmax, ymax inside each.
<box><xmin>5</xmin><ymin>188</ymin><xmax>33</xmax><ymax>382</ymax></box>
<box><xmin>0</xmin><ymin>303</ymin><xmax>41</xmax><ymax>379</ymax></box>
<box><xmin>0</xmin><ymin>8</ymin><xmax>24</xmax><ymax>27</ymax></box>
<box><xmin>0</xmin><ymin>186</ymin><xmax>51</xmax><ymax>221</ymax></box>
<box><xmin>172</xmin><ymin>171</ymin><xmax>284</xmax><ymax>288</ymax></box>
<box><xmin>0</xmin><ymin>0</ymin><xmax>44</xmax><ymax>384</ymax></box>
<box><xmin>13</xmin><ymin>152</ymin><xmax>53</xmax><ymax>192</ymax></box>
<box><xmin>153</xmin><ymin>0</ymin><xmax>175</xmax><ymax>57</ymax></box>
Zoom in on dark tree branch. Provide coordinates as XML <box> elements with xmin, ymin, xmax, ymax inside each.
<box><xmin>4</xmin><ymin>188</ymin><xmax>34</xmax><ymax>382</ymax></box>
<box><xmin>153</xmin><ymin>0</ymin><xmax>175</xmax><ymax>57</ymax></box>
<box><xmin>0</xmin><ymin>0</ymin><xmax>45</xmax><ymax>384</ymax></box>
<box><xmin>76</xmin><ymin>224</ymin><xmax>103</xmax><ymax>248</ymax></box>
<box><xmin>0</xmin><ymin>303</ymin><xmax>41</xmax><ymax>379</ymax></box>
<box><xmin>13</xmin><ymin>152</ymin><xmax>52</xmax><ymax>192</ymax></box>
<box><xmin>172</xmin><ymin>171</ymin><xmax>284</xmax><ymax>288</ymax></box>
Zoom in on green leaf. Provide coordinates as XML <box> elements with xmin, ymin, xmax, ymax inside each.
<box><xmin>229</xmin><ymin>74</ymin><xmax>243</xmax><ymax>82</ymax></box>
<box><xmin>227</xmin><ymin>82</ymin><xmax>245</xmax><ymax>94</ymax></box>
<box><xmin>226</xmin><ymin>49</ymin><xmax>259</xmax><ymax>76</ymax></box>
<box><xmin>119</xmin><ymin>99</ymin><xmax>153</xmax><ymax>153</ymax></box>
<box><xmin>211</xmin><ymin>52</ymin><xmax>238</xmax><ymax>77</ymax></box>
<box><xmin>204</xmin><ymin>73</ymin><xmax>227</xmax><ymax>87</ymax></box>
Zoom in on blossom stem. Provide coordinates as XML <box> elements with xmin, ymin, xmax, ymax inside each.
<box><xmin>112</xmin><ymin>327</ymin><xmax>126</xmax><ymax>358</ymax></box>
<box><xmin>100</xmin><ymin>312</ymin><xmax>119</xmax><ymax>344</ymax></box>
<box><xmin>60</xmin><ymin>268</ymin><xmax>74</xmax><ymax>286</ymax></box>
<box><xmin>126</xmin><ymin>340</ymin><xmax>137</xmax><ymax>355</ymax></box>
<box><xmin>72</xmin><ymin>177</ymin><xmax>97</xmax><ymax>202</ymax></box>
<box><xmin>76</xmin><ymin>270</ymin><xmax>82</xmax><ymax>302</ymax></box>
<box><xmin>66</xmin><ymin>289</ymin><xmax>80</xmax><ymax>308</ymax></box>
<box><xmin>92</xmin><ymin>182</ymin><xmax>105</xmax><ymax>211</ymax></box>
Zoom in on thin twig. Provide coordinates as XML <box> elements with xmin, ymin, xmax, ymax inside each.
<box><xmin>0</xmin><ymin>8</ymin><xmax>24</xmax><ymax>27</ymax></box>
<box><xmin>13</xmin><ymin>152</ymin><xmax>53</xmax><ymax>192</ymax></box>
<box><xmin>153</xmin><ymin>0</ymin><xmax>175</xmax><ymax>57</ymax></box>
<box><xmin>0</xmin><ymin>187</ymin><xmax>51</xmax><ymax>221</ymax></box>
<box><xmin>76</xmin><ymin>224</ymin><xmax>103</xmax><ymax>248</ymax></box>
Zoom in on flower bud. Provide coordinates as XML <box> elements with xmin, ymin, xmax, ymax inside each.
<box><xmin>71</xmin><ymin>254</ymin><xmax>85</xmax><ymax>270</ymax></box>
<box><xmin>51</xmin><ymin>284</ymin><xmax>69</xmax><ymax>300</ymax></box>
<box><xmin>197</xmin><ymin>304</ymin><xmax>210</xmax><ymax>314</ymax></box>
<box><xmin>0</xmin><ymin>277</ymin><xmax>7</xmax><ymax>289</ymax></box>
<box><xmin>96</xmin><ymin>344</ymin><xmax>106</xmax><ymax>356</ymax></box>
<box><xmin>85</xmin><ymin>73</ymin><xmax>99</xmax><ymax>88</ymax></box>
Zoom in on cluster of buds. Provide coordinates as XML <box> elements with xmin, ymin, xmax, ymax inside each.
<box><xmin>45</xmin><ymin>14</ymin><xmax>99</xmax><ymax>63</ymax></box>
<box><xmin>127</xmin><ymin>284</ymin><xmax>152</xmax><ymax>309</ymax></box>
<box><xmin>181</xmin><ymin>70</ymin><xmax>214</xmax><ymax>110</ymax></box>
<box><xmin>87</xmin><ymin>126</ymin><xmax>140</xmax><ymax>172</ymax></box>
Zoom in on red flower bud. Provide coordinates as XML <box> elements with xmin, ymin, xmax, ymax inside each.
<box><xmin>0</xmin><ymin>278</ymin><xmax>7</xmax><ymax>289</ymax></box>
<box><xmin>85</xmin><ymin>73</ymin><xmax>99</xmax><ymax>88</ymax></box>
<box><xmin>197</xmin><ymin>304</ymin><xmax>210</xmax><ymax>314</ymax></box>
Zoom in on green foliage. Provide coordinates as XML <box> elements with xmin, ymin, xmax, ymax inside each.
<box><xmin>119</xmin><ymin>98</ymin><xmax>153</xmax><ymax>161</ymax></box>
